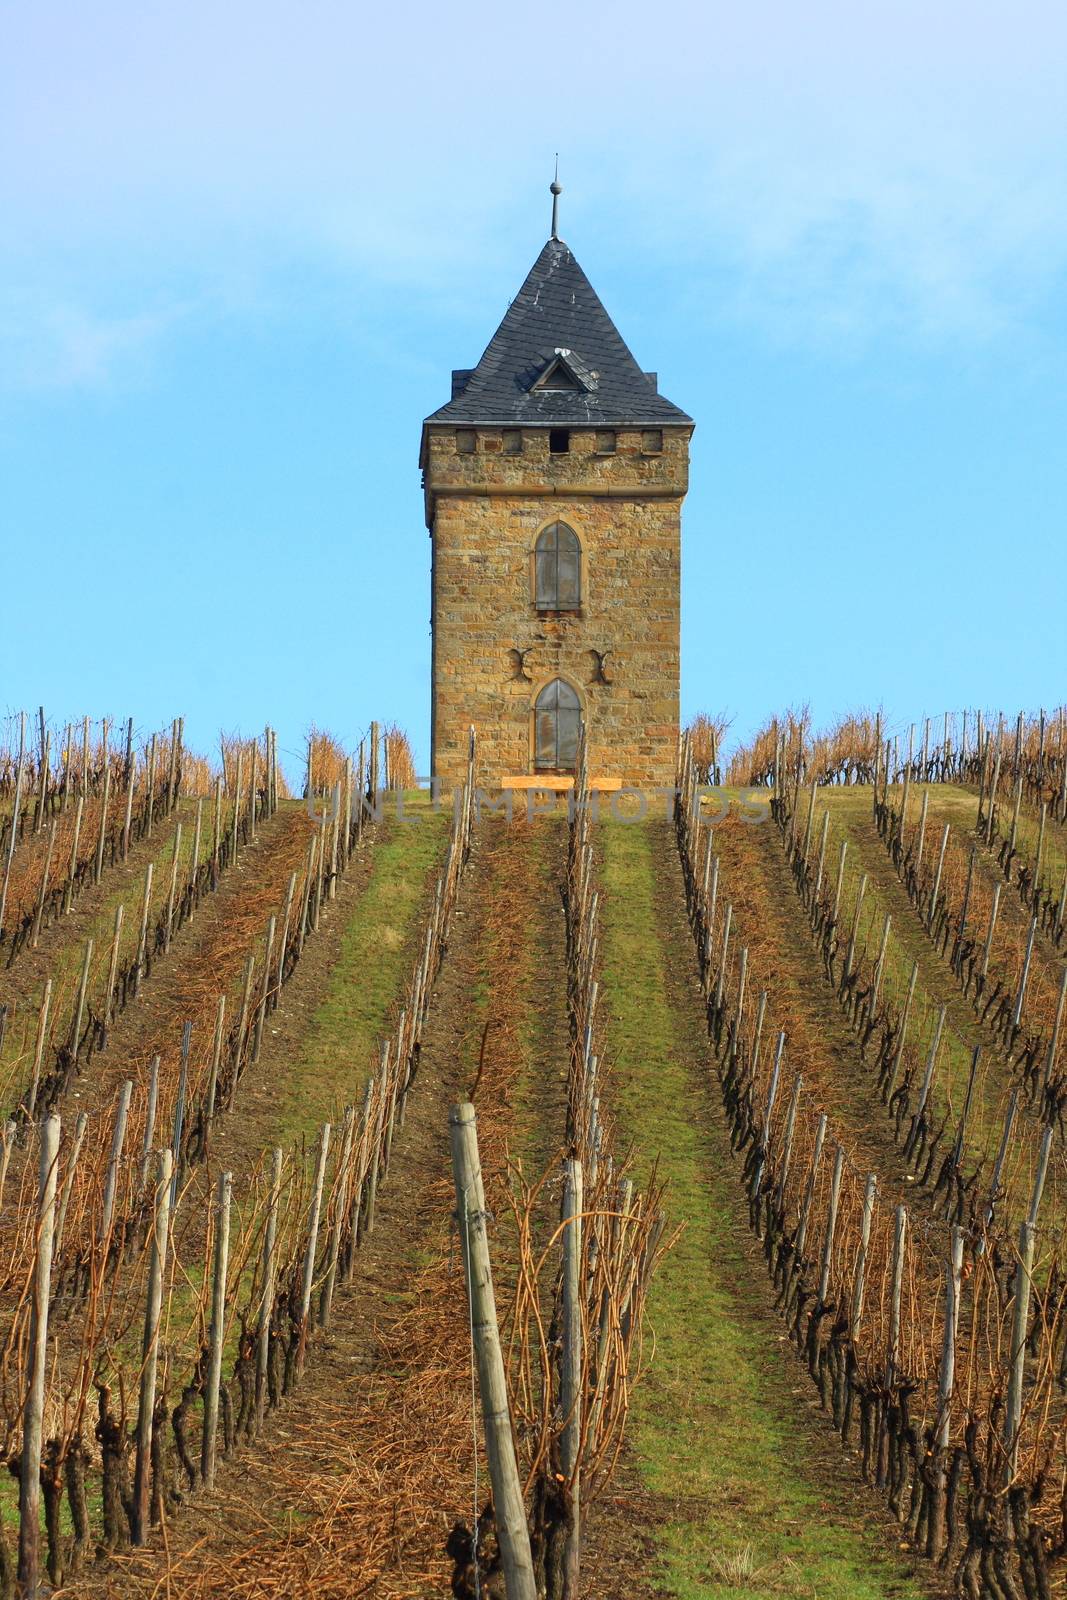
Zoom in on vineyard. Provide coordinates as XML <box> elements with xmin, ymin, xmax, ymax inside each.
<box><xmin>0</xmin><ymin>706</ymin><xmax>1064</xmax><ymax>1599</ymax></box>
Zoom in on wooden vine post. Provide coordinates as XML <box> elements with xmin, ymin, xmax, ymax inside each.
<box><xmin>103</xmin><ymin>903</ymin><xmax>124</xmax><ymax>1026</ymax></box>
<box><xmin>121</xmin><ymin>745</ymin><xmax>136</xmax><ymax>860</ymax></box>
<box><xmin>98</xmin><ymin>1079</ymin><xmax>132</xmax><ymax>1244</ymax></box>
<box><xmin>255</xmin><ymin>1147</ymin><xmax>284</xmax><ymax>1433</ymax></box>
<box><xmin>252</xmin><ymin>915</ymin><xmax>276</xmax><ymax>1061</ymax></box>
<box><xmin>849</xmin><ymin>1173</ymin><xmax>878</xmax><ymax>1340</ymax></box>
<box><xmin>560</xmin><ymin>1157</ymin><xmax>584</xmax><ymax>1594</ymax></box>
<box><xmin>886</xmin><ymin>1205</ymin><xmax>908</xmax><ymax>1384</ymax></box>
<box><xmin>930</xmin><ymin>1225</ymin><xmax>964</xmax><ymax>1560</ymax></box>
<box><xmin>1042</xmin><ymin>966</ymin><xmax>1067</xmax><ymax>1092</ymax></box>
<box><xmin>170</xmin><ymin>1020</ymin><xmax>192</xmax><ymax>1207</ymax></box>
<box><xmin>449</xmin><ymin>1102</ymin><xmax>536</xmax><ymax>1600</ymax></box>
<box><xmin>163</xmin><ymin>822</ymin><xmax>182</xmax><ymax>951</ymax></box>
<box><xmin>0</xmin><ymin>711</ymin><xmax>26</xmax><ymax>941</ymax></box>
<box><xmin>134</xmin><ymin>863</ymin><xmax>154</xmax><ymax>997</ymax></box>
<box><xmin>18</xmin><ymin>1112</ymin><xmax>60</xmax><ymax>1597</ymax></box>
<box><xmin>1004</xmin><ymin>1220</ymin><xmax>1035</xmax><ymax>1480</ymax></box>
<box><xmin>133</xmin><ymin>1148</ymin><xmax>174</xmax><ymax>1545</ymax></box>
<box><xmin>93</xmin><ymin>761</ymin><xmax>111</xmax><ymax>885</ymax></box>
<box><xmin>31</xmin><ymin>816</ymin><xmax>57</xmax><ymax>948</ymax></box>
<box><xmin>69</xmin><ymin>938</ymin><xmax>94</xmax><ymax>1067</ymax></box>
<box><xmin>296</xmin><ymin>1123</ymin><xmax>331</xmax><ymax>1375</ymax></box>
<box><xmin>28</xmin><ymin>979</ymin><xmax>52</xmax><ymax>1116</ymax></box>
<box><xmin>369</xmin><ymin>720</ymin><xmax>380</xmax><ymax>801</ymax></box>
<box><xmin>363</xmin><ymin>1041</ymin><xmax>389</xmax><ymax>1235</ymax></box>
<box><xmin>63</xmin><ymin>795</ymin><xmax>84</xmax><ymax>915</ymax></box>
<box><xmin>54</xmin><ymin>1109</ymin><xmax>88</xmax><ymax>1258</ymax></box>
<box><xmin>205</xmin><ymin>995</ymin><xmax>226</xmax><ymax>1130</ymax></box>
<box><xmin>319</xmin><ymin>1105</ymin><xmax>355</xmax><ymax>1329</ymax></box>
<box><xmin>201</xmin><ymin>1169</ymin><xmax>232</xmax><ymax>1490</ymax></box>
<box><xmin>140</xmin><ymin>1056</ymin><xmax>160</xmax><ymax>1186</ymax></box>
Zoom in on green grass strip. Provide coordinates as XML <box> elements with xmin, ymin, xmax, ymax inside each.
<box><xmin>272</xmin><ymin>795</ymin><xmax>451</xmax><ymax>1145</ymax></box>
<box><xmin>598</xmin><ymin>818</ymin><xmax>925</xmax><ymax>1600</ymax></box>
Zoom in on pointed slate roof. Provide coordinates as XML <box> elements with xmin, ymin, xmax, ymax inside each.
<box><xmin>424</xmin><ymin>237</ymin><xmax>691</xmax><ymax>431</ymax></box>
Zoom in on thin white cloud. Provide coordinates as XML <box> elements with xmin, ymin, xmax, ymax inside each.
<box><xmin>0</xmin><ymin>294</ymin><xmax>192</xmax><ymax>391</ymax></box>
<box><xmin>1</xmin><ymin>0</ymin><xmax>1064</xmax><ymax>378</ymax></box>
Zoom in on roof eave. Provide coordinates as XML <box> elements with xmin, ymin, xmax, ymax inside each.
<box><xmin>421</xmin><ymin>409</ymin><xmax>694</xmax><ymax>429</ymax></box>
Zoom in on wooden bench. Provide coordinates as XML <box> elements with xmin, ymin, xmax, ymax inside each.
<box><xmin>500</xmin><ymin>774</ymin><xmax>624</xmax><ymax>793</ymax></box>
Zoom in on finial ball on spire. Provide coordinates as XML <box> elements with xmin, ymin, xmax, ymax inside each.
<box><xmin>550</xmin><ymin>158</ymin><xmax>562</xmax><ymax>239</ymax></box>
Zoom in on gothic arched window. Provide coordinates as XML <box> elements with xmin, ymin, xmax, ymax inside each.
<box><xmin>534</xmin><ymin>679</ymin><xmax>581</xmax><ymax>772</ymax></box>
<box><xmin>534</xmin><ymin>522</ymin><xmax>581</xmax><ymax>612</ymax></box>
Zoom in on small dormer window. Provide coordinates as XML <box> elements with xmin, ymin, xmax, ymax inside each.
<box><xmin>538</xmin><ymin>363</ymin><xmax>582</xmax><ymax>392</ymax></box>
<box><xmin>530</xmin><ymin>348</ymin><xmax>598</xmax><ymax>395</ymax></box>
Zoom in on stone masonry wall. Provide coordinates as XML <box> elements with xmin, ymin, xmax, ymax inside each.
<box><xmin>425</xmin><ymin>424</ymin><xmax>690</xmax><ymax>792</ymax></box>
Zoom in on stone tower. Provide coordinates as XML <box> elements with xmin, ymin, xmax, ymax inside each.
<box><xmin>420</xmin><ymin>210</ymin><xmax>692</xmax><ymax>792</ymax></box>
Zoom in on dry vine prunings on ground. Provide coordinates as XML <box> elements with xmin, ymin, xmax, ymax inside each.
<box><xmin>702</xmin><ymin>809</ymin><xmax>922</xmax><ymax>1203</ymax></box>
<box><xmin>769</xmin><ymin>774</ymin><xmax>1063</xmax><ymax>1232</ymax></box>
<box><xmin>0</xmin><ymin>807</ymin><xmax>318</xmax><ymax>1299</ymax></box>
<box><xmin>458</xmin><ymin>822</ymin><xmax>536</xmax><ymax>1114</ymax></box>
<box><xmin>159</xmin><ymin>831</ymin><xmax>531</xmax><ymax>1598</ymax></box>
<box><xmin>872</xmin><ymin>780</ymin><xmax>1067</xmax><ymax>1111</ymax></box>
<box><xmin>117</xmin><ymin>809</ymin><xmax>318</xmax><ymax>1089</ymax></box>
<box><xmin>678</xmin><ymin>733</ymin><xmax>1067</xmax><ymax>1595</ymax></box>
<box><xmin>0</xmin><ymin>801</ymin><xmax>331</xmax><ymax>1389</ymax></box>
<box><xmin>152</xmin><ymin>806</ymin><xmax>663</xmax><ymax>1600</ymax></box>
<box><xmin>169</xmin><ymin>1245</ymin><xmax>476</xmax><ymax>1600</ymax></box>
<box><xmin>0</xmin><ymin>738</ymin><xmax>469</xmax><ymax>1594</ymax></box>
<box><xmin>0</xmin><ymin>730</ymin><xmax>285</xmax><ymax>1130</ymax></box>
<box><xmin>457</xmin><ymin>733</ymin><xmax>678</xmax><ymax>1600</ymax></box>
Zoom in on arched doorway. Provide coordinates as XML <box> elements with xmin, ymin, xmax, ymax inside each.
<box><xmin>533</xmin><ymin>678</ymin><xmax>581</xmax><ymax>772</ymax></box>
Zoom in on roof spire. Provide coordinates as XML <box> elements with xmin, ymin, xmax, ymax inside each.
<box><xmin>550</xmin><ymin>155</ymin><xmax>562</xmax><ymax>240</ymax></box>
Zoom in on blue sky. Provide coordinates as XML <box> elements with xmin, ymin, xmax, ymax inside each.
<box><xmin>2</xmin><ymin>0</ymin><xmax>1065</xmax><ymax>780</ymax></box>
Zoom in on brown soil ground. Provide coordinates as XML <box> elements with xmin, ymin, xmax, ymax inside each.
<box><xmin>0</xmin><ymin>810</ymin><xmax>322</xmax><ymax>1279</ymax></box>
<box><xmin>713</xmin><ymin>813</ymin><xmax>954</xmax><ymax>1223</ymax></box>
<box><xmin>192</xmin><ymin>815</ymin><xmax>401</xmax><ymax>1164</ymax></box>
<box><xmin>70</xmin><ymin>817</ymin><xmax>574</xmax><ymax>1598</ymax></box>
<box><xmin>1</xmin><ymin>793</ymin><xmax>117</xmax><ymax>975</ymax></box>
<box><xmin>829</xmin><ymin>800</ymin><xmax>1035</xmax><ymax>1059</ymax></box>
<box><xmin>60</xmin><ymin>816</ymin><xmax>949</xmax><ymax>1599</ymax></box>
<box><xmin>1</xmin><ymin>796</ymin><xmax>176</xmax><ymax>1012</ymax></box>
<box><xmin>918</xmin><ymin>785</ymin><xmax>1067</xmax><ymax>970</ymax></box>
<box><xmin>69</xmin><ymin>806</ymin><xmax>319</xmax><ymax>1116</ymax></box>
